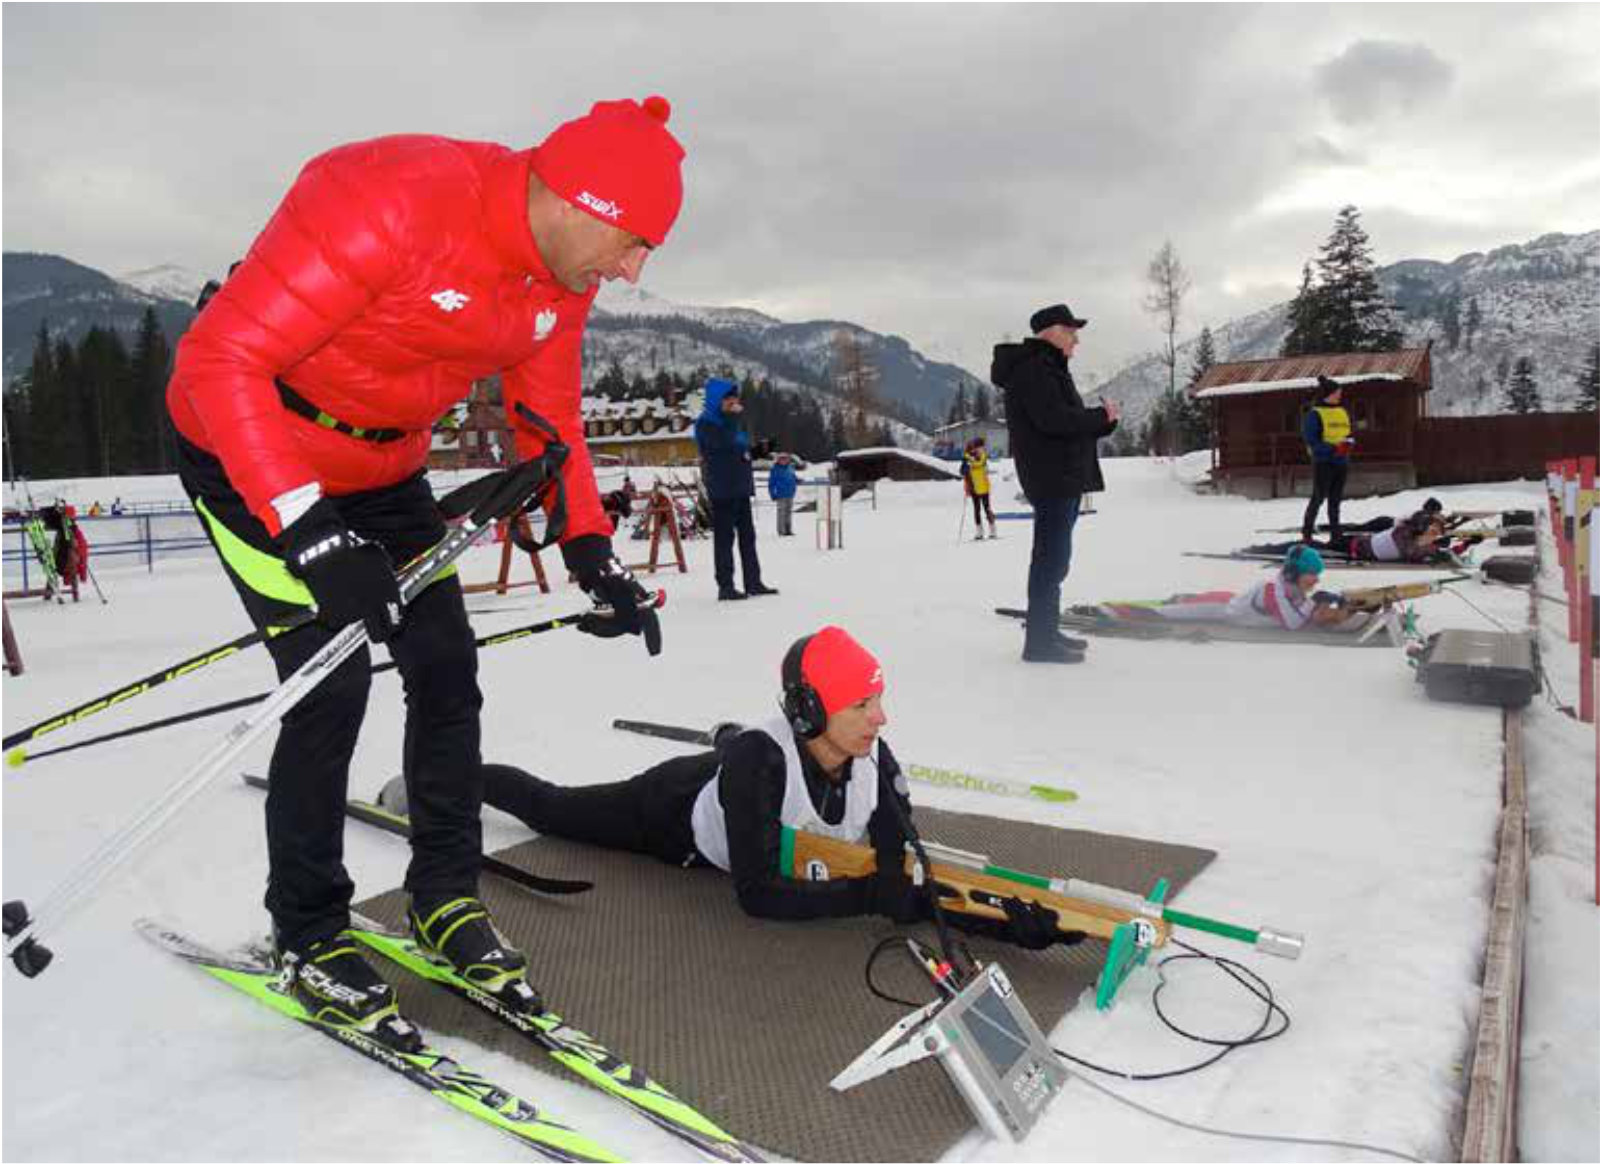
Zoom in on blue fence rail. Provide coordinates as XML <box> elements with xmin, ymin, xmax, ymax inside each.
<box><xmin>3</xmin><ymin>510</ymin><xmax>211</xmax><ymax>592</ymax></box>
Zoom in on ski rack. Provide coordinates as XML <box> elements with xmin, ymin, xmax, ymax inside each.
<box><xmin>831</xmin><ymin>959</ymin><xmax>1067</xmax><ymax>1143</ymax></box>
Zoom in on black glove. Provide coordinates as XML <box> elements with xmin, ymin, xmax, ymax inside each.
<box><xmin>864</xmin><ymin>868</ymin><xmax>933</xmax><ymax>924</ymax></box>
<box><xmin>563</xmin><ymin>534</ymin><xmax>662</xmax><ymax>655</ymax></box>
<box><xmin>280</xmin><ymin>499</ymin><xmax>402</xmax><ymax>643</ymax></box>
<box><xmin>1312</xmin><ymin>590</ymin><xmax>1344</xmax><ymax>608</ymax></box>
<box><xmin>999</xmin><ymin>897</ymin><xmax>1084</xmax><ymax>951</ymax></box>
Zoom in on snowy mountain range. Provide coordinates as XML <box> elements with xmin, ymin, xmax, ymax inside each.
<box><xmin>1094</xmin><ymin>229</ymin><xmax>1600</xmax><ymax>430</ymax></box>
<box><xmin>2</xmin><ymin>253</ymin><xmax>199</xmax><ymax>381</ymax></box>
<box><xmin>2</xmin><ymin>257</ymin><xmax>974</xmax><ymax>442</ymax></box>
<box><xmin>9</xmin><ymin>228</ymin><xmax>1594</xmax><ymax>437</ymax></box>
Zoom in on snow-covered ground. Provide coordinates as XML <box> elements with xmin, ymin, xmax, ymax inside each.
<box><xmin>2</xmin><ymin>459</ymin><xmax>1594</xmax><ymax>1161</ymax></box>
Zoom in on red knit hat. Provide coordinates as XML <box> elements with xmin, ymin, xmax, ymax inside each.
<box><xmin>798</xmin><ymin>627</ymin><xmax>885</xmax><ymax>717</ymax></box>
<box><xmin>531</xmin><ymin>95</ymin><xmax>686</xmax><ymax>246</ymax></box>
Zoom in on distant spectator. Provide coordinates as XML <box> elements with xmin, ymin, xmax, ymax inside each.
<box><xmin>961</xmin><ymin>437</ymin><xmax>997</xmax><ymax>540</ymax></box>
<box><xmin>1301</xmin><ymin>377</ymin><xmax>1352</xmax><ymax>544</ymax></box>
<box><xmin>110</xmin><ymin>497</ymin><xmax>125</xmax><ymax>516</ymax></box>
<box><xmin>768</xmin><ymin>451</ymin><xmax>799</xmax><ymax>537</ymax></box>
<box><xmin>695</xmin><ymin>378</ymin><xmax>777</xmax><ymax>600</ymax></box>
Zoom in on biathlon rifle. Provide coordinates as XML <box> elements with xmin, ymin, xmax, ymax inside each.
<box><xmin>777</xmin><ymin>828</ymin><xmax>1302</xmax><ymax>1009</ymax></box>
<box><xmin>1335</xmin><ymin>573</ymin><xmax>1471</xmax><ymax>613</ymax></box>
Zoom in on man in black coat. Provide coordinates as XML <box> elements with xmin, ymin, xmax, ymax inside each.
<box><xmin>991</xmin><ymin>304</ymin><xmax>1119</xmax><ymax>663</ymax></box>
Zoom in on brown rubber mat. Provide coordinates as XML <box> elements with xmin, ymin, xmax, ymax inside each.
<box><xmin>356</xmin><ymin>809</ymin><xmax>1215</xmax><ymax>1162</ymax></box>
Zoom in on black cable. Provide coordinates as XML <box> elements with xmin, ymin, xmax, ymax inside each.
<box><xmin>1055</xmin><ymin>938</ymin><xmax>1289</xmax><ymax>1082</ymax></box>
<box><xmin>863</xmin><ymin>935</ymin><xmax>930</xmax><ymax>1009</ymax></box>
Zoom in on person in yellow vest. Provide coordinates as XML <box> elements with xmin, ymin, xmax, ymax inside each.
<box><xmin>1301</xmin><ymin>376</ymin><xmax>1353</xmax><ymax>543</ymax></box>
<box><xmin>961</xmin><ymin>437</ymin><xmax>998</xmax><ymax>540</ymax></box>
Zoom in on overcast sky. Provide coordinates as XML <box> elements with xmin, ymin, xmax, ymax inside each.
<box><xmin>5</xmin><ymin>4</ymin><xmax>1597</xmax><ymax>384</ymax></box>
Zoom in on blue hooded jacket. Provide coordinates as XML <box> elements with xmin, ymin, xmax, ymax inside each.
<box><xmin>695</xmin><ymin>378</ymin><xmax>755</xmax><ymax>501</ymax></box>
<box><xmin>767</xmin><ymin>461</ymin><xmax>798</xmax><ymax>500</ymax></box>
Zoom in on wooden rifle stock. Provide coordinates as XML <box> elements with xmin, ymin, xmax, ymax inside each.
<box><xmin>777</xmin><ymin>828</ymin><xmax>1303</xmax><ymax>960</ymax></box>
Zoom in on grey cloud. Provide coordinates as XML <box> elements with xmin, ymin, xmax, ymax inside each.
<box><xmin>3</xmin><ymin>4</ymin><xmax>1594</xmax><ymax>384</ymax></box>
<box><xmin>1293</xmin><ymin>136</ymin><xmax>1365</xmax><ymax>167</ymax></box>
<box><xmin>1314</xmin><ymin>40</ymin><xmax>1456</xmax><ymax>126</ymax></box>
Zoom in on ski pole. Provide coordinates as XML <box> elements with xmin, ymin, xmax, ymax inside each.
<box><xmin>8</xmin><ymin>598</ymin><xmax>663</xmax><ymax>769</ymax></box>
<box><xmin>1</xmin><ymin>467</ymin><xmax>558</xmax><ymax>758</ymax></box>
<box><xmin>3</xmin><ymin>448</ymin><xmax>565</xmax><ymax>978</ymax></box>
<box><xmin>3</xmin><ymin>616</ymin><xmax>313</xmax><ymax>757</ymax></box>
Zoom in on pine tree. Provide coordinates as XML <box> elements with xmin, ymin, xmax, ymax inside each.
<box><xmin>826</xmin><ymin>408</ymin><xmax>848</xmax><ymax>455</ymax></box>
<box><xmin>1281</xmin><ymin>264</ymin><xmax>1327</xmax><ymax>357</ymax></box>
<box><xmin>947</xmin><ymin>383</ymin><xmax>968</xmax><ymax>425</ymax></box>
<box><xmin>1503</xmin><ymin>355</ymin><xmax>1542</xmax><ymax>414</ymax></box>
<box><xmin>128</xmin><ymin>308</ymin><xmax>174</xmax><ymax>471</ymax></box>
<box><xmin>1177</xmin><ymin>325</ymin><xmax>1217</xmax><ymax>451</ymax></box>
<box><xmin>1312</xmin><ymin>205</ymin><xmax>1404</xmax><ymax>352</ymax></box>
<box><xmin>1575</xmin><ymin>341</ymin><xmax>1599</xmax><ymax>412</ymax></box>
<box><xmin>1440</xmin><ymin>291</ymin><xmax>1462</xmax><ymax>350</ymax></box>
<box><xmin>1463</xmin><ymin>298</ymin><xmax>1481</xmax><ymax>353</ymax></box>
<box><xmin>971</xmin><ymin>385</ymin><xmax>993</xmax><ymax>422</ymax></box>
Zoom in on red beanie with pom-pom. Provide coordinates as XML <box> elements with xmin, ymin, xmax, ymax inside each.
<box><xmin>532</xmin><ymin>95</ymin><xmax>685</xmax><ymax>246</ymax></box>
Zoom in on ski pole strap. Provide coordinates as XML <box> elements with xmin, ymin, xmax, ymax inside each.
<box><xmin>276</xmin><ymin>380</ymin><xmax>407</xmax><ymax>443</ymax></box>
<box><xmin>436</xmin><ymin>415</ymin><xmax>570</xmax><ymax>549</ymax></box>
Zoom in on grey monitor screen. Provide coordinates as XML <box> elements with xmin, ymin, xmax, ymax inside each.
<box><xmin>961</xmin><ymin>986</ymin><xmax>1031</xmax><ymax>1077</ymax></box>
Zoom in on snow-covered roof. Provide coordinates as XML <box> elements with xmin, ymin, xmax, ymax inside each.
<box><xmin>586</xmin><ymin>429</ymin><xmax>698</xmax><ymax>445</ymax></box>
<box><xmin>1195</xmin><ymin>372</ymin><xmax>1409</xmax><ymax>400</ymax></box>
<box><xmin>836</xmin><ymin>447</ymin><xmax>961</xmax><ymax>478</ymax></box>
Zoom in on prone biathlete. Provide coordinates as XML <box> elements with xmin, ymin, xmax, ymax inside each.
<box><xmin>1245</xmin><ymin>509</ymin><xmax>1452</xmax><ymax>565</ymax></box>
<box><xmin>382</xmin><ymin>626</ymin><xmax>1081</xmax><ymax>950</ymax></box>
<box><xmin>1099</xmin><ymin>545</ymin><xmax>1366</xmax><ymax>632</ymax></box>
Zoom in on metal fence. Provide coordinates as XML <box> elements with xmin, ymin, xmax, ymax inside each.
<box><xmin>3</xmin><ymin>509</ymin><xmax>211</xmax><ymax>591</ymax></box>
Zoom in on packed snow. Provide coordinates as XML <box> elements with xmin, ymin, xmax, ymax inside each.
<box><xmin>2</xmin><ymin>459</ymin><xmax>1594</xmax><ymax>1162</ymax></box>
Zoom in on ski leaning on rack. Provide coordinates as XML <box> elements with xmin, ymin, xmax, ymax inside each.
<box><xmin>348</xmin><ymin>916</ymin><xmax>765</xmax><ymax>1163</ymax></box>
<box><xmin>135</xmin><ymin>919</ymin><xmax>622</xmax><ymax>1163</ymax></box>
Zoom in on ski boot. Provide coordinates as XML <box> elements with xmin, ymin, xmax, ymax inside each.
<box><xmin>409</xmin><ymin>896</ymin><xmax>543</xmax><ymax>1014</ymax></box>
<box><xmin>276</xmin><ymin>930</ymin><xmax>422</xmax><ymax>1052</ymax></box>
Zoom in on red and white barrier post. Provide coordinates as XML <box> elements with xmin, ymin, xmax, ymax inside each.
<box><xmin>1578</xmin><ymin>457</ymin><xmax>1595</xmax><ymax>723</ymax></box>
<box><xmin>1564</xmin><ymin>460</ymin><xmax>1580</xmax><ymax>643</ymax></box>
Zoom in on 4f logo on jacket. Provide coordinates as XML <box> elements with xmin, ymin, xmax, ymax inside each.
<box><xmin>576</xmin><ymin>191</ymin><xmax>623</xmax><ymax>221</ymax></box>
<box><xmin>534</xmin><ymin>308</ymin><xmax>558</xmax><ymax>341</ymax></box>
<box><xmin>430</xmin><ymin>289</ymin><xmax>471</xmax><ymax>313</ymax></box>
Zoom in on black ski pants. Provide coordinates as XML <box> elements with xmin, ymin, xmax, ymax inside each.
<box><xmin>482</xmin><ymin>755</ymin><xmax>713</xmax><ymax>867</ymax></box>
<box><xmin>710</xmin><ymin>495</ymin><xmax>764</xmax><ymax>593</ymax></box>
<box><xmin>178</xmin><ymin>435</ymin><xmax>484</xmax><ymax>951</ymax></box>
<box><xmin>971</xmin><ymin>492</ymin><xmax>995</xmax><ymax>525</ymax></box>
<box><xmin>1302</xmin><ymin>461</ymin><xmax>1348</xmax><ymax>543</ymax></box>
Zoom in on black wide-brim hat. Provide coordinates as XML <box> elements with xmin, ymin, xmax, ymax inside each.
<box><xmin>1030</xmin><ymin>304</ymin><xmax>1089</xmax><ymax>333</ymax></box>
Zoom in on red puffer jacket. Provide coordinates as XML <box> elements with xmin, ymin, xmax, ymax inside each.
<box><xmin>168</xmin><ymin>134</ymin><xmax>608</xmax><ymax>540</ymax></box>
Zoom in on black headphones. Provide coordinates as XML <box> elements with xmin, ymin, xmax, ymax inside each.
<box><xmin>781</xmin><ymin>635</ymin><xmax>828</xmax><ymax>740</ymax></box>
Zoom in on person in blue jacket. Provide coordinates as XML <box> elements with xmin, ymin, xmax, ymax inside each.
<box><xmin>768</xmin><ymin>451</ymin><xmax>799</xmax><ymax>537</ymax></box>
<box><xmin>1301</xmin><ymin>376</ymin><xmax>1353</xmax><ymax>544</ymax></box>
<box><xmin>695</xmin><ymin>378</ymin><xmax>778</xmax><ymax>600</ymax></box>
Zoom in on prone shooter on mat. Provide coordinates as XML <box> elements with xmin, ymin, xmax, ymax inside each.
<box><xmin>1244</xmin><ymin>507</ymin><xmax>1460</xmax><ymax>566</ymax></box>
<box><xmin>381</xmin><ymin>626</ymin><xmax>1084</xmax><ymax>952</ymax></box>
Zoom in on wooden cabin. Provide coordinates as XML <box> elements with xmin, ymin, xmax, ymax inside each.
<box><xmin>1191</xmin><ymin>347</ymin><xmax>1432</xmax><ymax>499</ymax></box>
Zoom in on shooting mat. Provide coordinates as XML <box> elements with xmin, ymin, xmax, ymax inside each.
<box><xmin>356</xmin><ymin>808</ymin><xmax>1215</xmax><ymax>1162</ymax></box>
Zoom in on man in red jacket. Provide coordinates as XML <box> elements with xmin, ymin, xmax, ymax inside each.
<box><xmin>168</xmin><ymin>96</ymin><xmax>685</xmax><ymax>1048</ymax></box>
